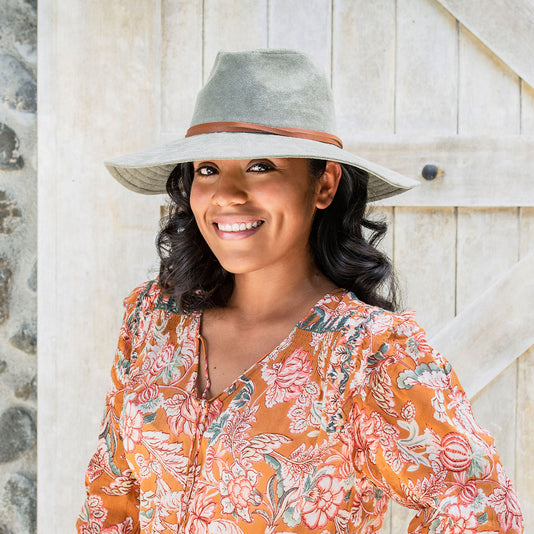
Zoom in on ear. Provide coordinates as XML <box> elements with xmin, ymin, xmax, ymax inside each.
<box><xmin>315</xmin><ymin>161</ymin><xmax>342</xmax><ymax>209</ymax></box>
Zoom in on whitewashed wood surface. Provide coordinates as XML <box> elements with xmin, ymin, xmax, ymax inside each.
<box><xmin>37</xmin><ymin>1</ymin><xmax>534</xmax><ymax>532</ymax></box>
<box><xmin>436</xmin><ymin>0</ymin><xmax>534</xmax><ymax>88</ymax></box>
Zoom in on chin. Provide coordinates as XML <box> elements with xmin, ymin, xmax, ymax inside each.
<box><xmin>215</xmin><ymin>256</ymin><xmax>261</xmax><ymax>275</ymax></box>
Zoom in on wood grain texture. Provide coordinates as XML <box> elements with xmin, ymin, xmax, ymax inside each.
<box><xmin>459</xmin><ymin>26</ymin><xmax>520</xmax><ymax>135</ymax></box>
<box><xmin>516</xmin><ymin>345</ymin><xmax>534</xmax><ymax>528</ymax></box>
<box><xmin>393</xmin><ymin>208</ymin><xmax>456</xmax><ymax>335</ymax></box>
<box><xmin>456</xmin><ymin>208</ymin><xmax>519</xmax><ymax>313</ymax></box>
<box><xmin>369</xmin><ymin>206</ymin><xmax>394</xmax><ymax>262</ymax></box>
<box><xmin>522</xmin><ymin>81</ymin><xmax>534</xmax><ymax>134</ymax></box>
<box><xmin>350</xmin><ymin>136</ymin><xmax>534</xmax><ymax>207</ymax></box>
<box><xmin>389</xmin><ymin>500</ymin><xmax>414</xmax><ymax>533</ymax></box>
<box><xmin>436</xmin><ymin>0</ymin><xmax>534</xmax><ymax>89</ymax></box>
<box><xmin>520</xmin><ymin>207</ymin><xmax>534</xmax><ymax>257</ymax></box>
<box><xmin>333</xmin><ymin>0</ymin><xmax>396</xmax><ymax>135</ymax></box>
<box><xmin>161</xmin><ymin>0</ymin><xmax>203</xmax><ymax>134</ymax></box>
<box><xmin>395</xmin><ymin>0</ymin><xmax>458</xmax><ymax>134</ymax></box>
<box><xmin>203</xmin><ymin>0</ymin><xmax>268</xmax><ymax>81</ymax></box>
<box><xmin>377</xmin><ymin>504</ymin><xmax>392</xmax><ymax>534</ymax></box>
<box><xmin>455</xmin><ymin>208</ymin><xmax>520</xmax><ymax>481</ymax></box>
<box><xmin>471</xmin><ymin>355</ymin><xmax>517</xmax><ymax>482</ymax></box>
<box><xmin>269</xmin><ymin>0</ymin><xmax>332</xmax><ymax>75</ymax></box>
<box><xmin>38</xmin><ymin>1</ymin><xmax>164</xmax><ymax>532</ymax></box>
<box><xmin>430</xmin><ymin>251</ymin><xmax>534</xmax><ymax>398</ymax></box>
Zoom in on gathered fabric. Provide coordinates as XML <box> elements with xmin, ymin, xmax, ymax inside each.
<box><xmin>77</xmin><ymin>280</ymin><xmax>523</xmax><ymax>534</ymax></box>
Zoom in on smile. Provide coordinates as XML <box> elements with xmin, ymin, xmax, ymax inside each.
<box><xmin>216</xmin><ymin>221</ymin><xmax>264</xmax><ymax>232</ymax></box>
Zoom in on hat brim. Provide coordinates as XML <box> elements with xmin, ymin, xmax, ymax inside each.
<box><xmin>105</xmin><ymin>132</ymin><xmax>419</xmax><ymax>202</ymax></box>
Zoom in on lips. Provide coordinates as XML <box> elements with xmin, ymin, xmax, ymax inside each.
<box><xmin>216</xmin><ymin>220</ymin><xmax>263</xmax><ymax>232</ymax></box>
<box><xmin>211</xmin><ymin>218</ymin><xmax>265</xmax><ymax>240</ymax></box>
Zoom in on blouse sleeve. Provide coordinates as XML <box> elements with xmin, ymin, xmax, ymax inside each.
<box><xmin>76</xmin><ymin>282</ymin><xmax>153</xmax><ymax>534</ymax></box>
<box><xmin>349</xmin><ymin>313</ymin><xmax>524</xmax><ymax>533</ymax></box>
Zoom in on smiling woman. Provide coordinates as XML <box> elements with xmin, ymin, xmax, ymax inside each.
<box><xmin>76</xmin><ymin>49</ymin><xmax>524</xmax><ymax>534</ymax></box>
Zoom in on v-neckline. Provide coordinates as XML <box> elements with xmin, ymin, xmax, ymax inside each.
<box><xmin>190</xmin><ymin>287</ymin><xmax>347</xmax><ymax>403</ymax></box>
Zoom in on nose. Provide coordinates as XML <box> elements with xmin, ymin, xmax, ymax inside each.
<box><xmin>212</xmin><ymin>169</ymin><xmax>248</xmax><ymax>206</ymax></box>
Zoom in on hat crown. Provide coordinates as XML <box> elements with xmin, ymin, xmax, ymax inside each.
<box><xmin>190</xmin><ymin>49</ymin><xmax>337</xmax><ymax>134</ymax></box>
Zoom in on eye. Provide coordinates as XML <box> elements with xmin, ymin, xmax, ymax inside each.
<box><xmin>194</xmin><ymin>164</ymin><xmax>218</xmax><ymax>177</ymax></box>
<box><xmin>248</xmin><ymin>161</ymin><xmax>275</xmax><ymax>173</ymax></box>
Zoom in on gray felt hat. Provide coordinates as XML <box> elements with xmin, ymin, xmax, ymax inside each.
<box><xmin>105</xmin><ymin>49</ymin><xmax>418</xmax><ymax>201</ymax></box>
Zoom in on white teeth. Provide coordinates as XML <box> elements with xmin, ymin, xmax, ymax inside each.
<box><xmin>217</xmin><ymin>221</ymin><xmax>262</xmax><ymax>232</ymax></box>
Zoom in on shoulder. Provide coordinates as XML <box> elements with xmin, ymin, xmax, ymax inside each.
<box><xmin>123</xmin><ymin>279</ymin><xmax>181</xmax><ymax>314</ymax></box>
<box><xmin>121</xmin><ymin>279</ymin><xmax>183</xmax><ymax>336</ymax></box>
<box><xmin>339</xmin><ymin>290</ymin><xmax>424</xmax><ymax>346</ymax></box>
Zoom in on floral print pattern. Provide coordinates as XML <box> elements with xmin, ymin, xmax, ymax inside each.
<box><xmin>77</xmin><ymin>280</ymin><xmax>524</xmax><ymax>533</ymax></box>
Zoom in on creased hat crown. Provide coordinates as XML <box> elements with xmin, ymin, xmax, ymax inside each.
<box><xmin>191</xmin><ymin>49</ymin><xmax>337</xmax><ymax>134</ymax></box>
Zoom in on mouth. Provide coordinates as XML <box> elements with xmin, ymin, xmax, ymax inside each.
<box><xmin>216</xmin><ymin>220</ymin><xmax>264</xmax><ymax>232</ymax></box>
<box><xmin>212</xmin><ymin>219</ymin><xmax>265</xmax><ymax>240</ymax></box>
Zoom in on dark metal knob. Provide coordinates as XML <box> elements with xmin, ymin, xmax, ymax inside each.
<box><xmin>421</xmin><ymin>164</ymin><xmax>441</xmax><ymax>181</ymax></box>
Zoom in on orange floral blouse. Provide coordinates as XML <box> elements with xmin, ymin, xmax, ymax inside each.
<box><xmin>77</xmin><ymin>280</ymin><xmax>523</xmax><ymax>534</ymax></box>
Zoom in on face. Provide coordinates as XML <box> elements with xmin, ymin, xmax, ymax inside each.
<box><xmin>189</xmin><ymin>158</ymin><xmax>340</xmax><ymax>277</ymax></box>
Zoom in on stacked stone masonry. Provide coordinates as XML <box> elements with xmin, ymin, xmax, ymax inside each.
<box><xmin>0</xmin><ymin>0</ymin><xmax>37</xmax><ymax>533</ymax></box>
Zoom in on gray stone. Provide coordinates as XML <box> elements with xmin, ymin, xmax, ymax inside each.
<box><xmin>3</xmin><ymin>473</ymin><xmax>36</xmax><ymax>534</ymax></box>
<box><xmin>0</xmin><ymin>259</ymin><xmax>11</xmax><ymax>324</ymax></box>
<box><xmin>0</xmin><ymin>0</ymin><xmax>37</xmax><ymax>65</ymax></box>
<box><xmin>0</xmin><ymin>360</ymin><xmax>6</xmax><ymax>373</ymax></box>
<box><xmin>0</xmin><ymin>407</ymin><xmax>36</xmax><ymax>463</ymax></box>
<box><xmin>9</xmin><ymin>321</ymin><xmax>36</xmax><ymax>354</ymax></box>
<box><xmin>26</xmin><ymin>262</ymin><xmax>36</xmax><ymax>292</ymax></box>
<box><xmin>0</xmin><ymin>524</ymin><xmax>13</xmax><ymax>534</ymax></box>
<box><xmin>0</xmin><ymin>124</ymin><xmax>23</xmax><ymax>171</ymax></box>
<box><xmin>0</xmin><ymin>55</ymin><xmax>36</xmax><ymax>112</ymax></box>
<box><xmin>21</xmin><ymin>0</ymin><xmax>37</xmax><ymax>13</ymax></box>
<box><xmin>0</xmin><ymin>191</ymin><xmax>22</xmax><ymax>233</ymax></box>
<box><xmin>14</xmin><ymin>377</ymin><xmax>36</xmax><ymax>401</ymax></box>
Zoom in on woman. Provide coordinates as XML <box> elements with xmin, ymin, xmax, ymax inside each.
<box><xmin>77</xmin><ymin>50</ymin><xmax>524</xmax><ymax>533</ymax></box>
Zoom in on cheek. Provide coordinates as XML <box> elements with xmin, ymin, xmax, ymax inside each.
<box><xmin>189</xmin><ymin>183</ymin><xmax>205</xmax><ymax>224</ymax></box>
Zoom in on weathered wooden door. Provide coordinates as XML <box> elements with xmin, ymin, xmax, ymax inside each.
<box><xmin>38</xmin><ymin>1</ymin><xmax>534</xmax><ymax>532</ymax></box>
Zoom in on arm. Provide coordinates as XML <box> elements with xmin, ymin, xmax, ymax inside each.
<box><xmin>349</xmin><ymin>313</ymin><xmax>524</xmax><ymax>533</ymax></box>
<box><xmin>76</xmin><ymin>282</ymin><xmax>153</xmax><ymax>534</ymax></box>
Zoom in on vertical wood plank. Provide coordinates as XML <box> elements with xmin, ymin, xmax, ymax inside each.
<box><xmin>516</xmin><ymin>205</ymin><xmax>534</xmax><ymax>525</ymax></box>
<box><xmin>39</xmin><ymin>1</ymin><xmax>164</xmax><ymax>532</ymax></box>
<box><xmin>456</xmin><ymin>208</ymin><xmax>520</xmax><ymax>485</ymax></box>
<box><xmin>396</xmin><ymin>0</ymin><xmax>458</xmax><ymax>134</ymax></box>
<box><xmin>456</xmin><ymin>208</ymin><xmax>519</xmax><ymax>313</ymax></box>
<box><xmin>390</xmin><ymin>500</ymin><xmax>414</xmax><ymax>533</ymax></box>
<box><xmin>516</xmin><ymin>345</ymin><xmax>534</xmax><ymax>529</ymax></box>
<box><xmin>519</xmin><ymin>207</ymin><xmax>534</xmax><ymax>257</ymax></box>
<box><xmin>377</xmin><ymin>503</ymin><xmax>392</xmax><ymax>534</ymax></box>
<box><xmin>393</xmin><ymin>208</ymin><xmax>456</xmax><ymax>334</ymax></box>
<box><xmin>269</xmin><ymin>0</ymin><xmax>331</xmax><ymax>76</ymax></box>
<box><xmin>161</xmin><ymin>0</ymin><xmax>203</xmax><ymax>134</ymax></box>
<box><xmin>203</xmin><ymin>0</ymin><xmax>268</xmax><ymax>80</ymax></box>
<box><xmin>369</xmin><ymin>206</ymin><xmax>394</xmax><ymax>261</ymax></box>
<box><xmin>470</xmin><ymin>364</ymin><xmax>517</xmax><ymax>480</ymax></box>
<box><xmin>458</xmin><ymin>26</ymin><xmax>520</xmax><ymax>135</ymax></box>
<box><xmin>521</xmin><ymin>81</ymin><xmax>534</xmax><ymax>134</ymax></box>
<box><xmin>332</xmin><ymin>0</ymin><xmax>396</xmax><ymax>135</ymax></box>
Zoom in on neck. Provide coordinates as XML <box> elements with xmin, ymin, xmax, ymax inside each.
<box><xmin>227</xmin><ymin>258</ymin><xmax>336</xmax><ymax>322</ymax></box>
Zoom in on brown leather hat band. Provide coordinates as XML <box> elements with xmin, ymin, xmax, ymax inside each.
<box><xmin>185</xmin><ymin>121</ymin><xmax>343</xmax><ymax>149</ymax></box>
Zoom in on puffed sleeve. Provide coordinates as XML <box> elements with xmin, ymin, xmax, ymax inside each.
<box><xmin>349</xmin><ymin>312</ymin><xmax>524</xmax><ymax>533</ymax></box>
<box><xmin>76</xmin><ymin>281</ymin><xmax>154</xmax><ymax>534</ymax></box>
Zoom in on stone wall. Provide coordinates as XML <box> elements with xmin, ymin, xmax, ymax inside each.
<box><xmin>0</xmin><ymin>1</ymin><xmax>37</xmax><ymax>533</ymax></box>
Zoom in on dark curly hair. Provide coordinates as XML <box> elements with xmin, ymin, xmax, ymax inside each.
<box><xmin>157</xmin><ymin>160</ymin><xmax>398</xmax><ymax>312</ymax></box>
